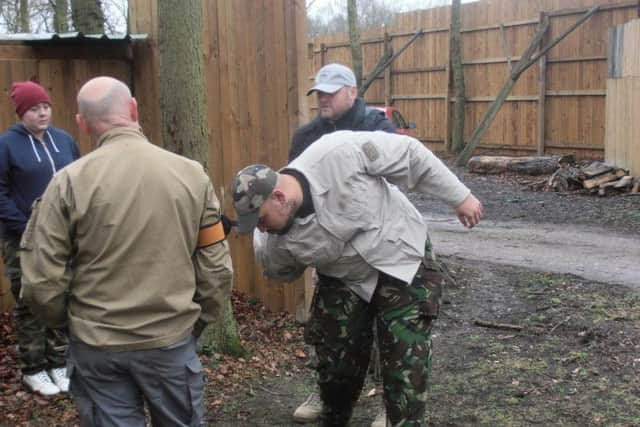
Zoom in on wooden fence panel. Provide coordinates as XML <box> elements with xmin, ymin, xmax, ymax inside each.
<box><xmin>310</xmin><ymin>0</ymin><xmax>637</xmax><ymax>158</ymax></box>
<box><xmin>605</xmin><ymin>19</ymin><xmax>640</xmax><ymax>175</ymax></box>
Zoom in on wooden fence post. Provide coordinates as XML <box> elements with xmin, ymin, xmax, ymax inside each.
<box><xmin>537</xmin><ymin>12</ymin><xmax>549</xmax><ymax>155</ymax></box>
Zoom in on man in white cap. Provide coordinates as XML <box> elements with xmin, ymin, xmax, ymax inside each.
<box><xmin>289</xmin><ymin>63</ymin><xmax>397</xmax><ymax>425</ymax></box>
<box><xmin>289</xmin><ymin>63</ymin><xmax>395</xmax><ymax>162</ymax></box>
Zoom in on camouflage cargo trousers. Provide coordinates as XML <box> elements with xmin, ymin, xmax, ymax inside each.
<box><xmin>3</xmin><ymin>239</ymin><xmax>68</xmax><ymax>374</ymax></box>
<box><xmin>305</xmin><ymin>249</ymin><xmax>444</xmax><ymax>427</ymax></box>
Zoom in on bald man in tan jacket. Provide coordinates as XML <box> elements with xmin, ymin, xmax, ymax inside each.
<box><xmin>20</xmin><ymin>76</ymin><xmax>233</xmax><ymax>426</ymax></box>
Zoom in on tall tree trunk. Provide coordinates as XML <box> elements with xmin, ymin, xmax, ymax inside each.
<box><xmin>71</xmin><ymin>0</ymin><xmax>104</xmax><ymax>33</ymax></box>
<box><xmin>450</xmin><ymin>0</ymin><xmax>465</xmax><ymax>153</ymax></box>
<box><xmin>158</xmin><ymin>0</ymin><xmax>243</xmax><ymax>357</ymax></box>
<box><xmin>19</xmin><ymin>0</ymin><xmax>29</xmax><ymax>32</ymax></box>
<box><xmin>347</xmin><ymin>0</ymin><xmax>363</xmax><ymax>86</ymax></box>
<box><xmin>53</xmin><ymin>0</ymin><xmax>69</xmax><ymax>33</ymax></box>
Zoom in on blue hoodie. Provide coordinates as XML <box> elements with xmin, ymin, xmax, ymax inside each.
<box><xmin>0</xmin><ymin>123</ymin><xmax>80</xmax><ymax>239</ymax></box>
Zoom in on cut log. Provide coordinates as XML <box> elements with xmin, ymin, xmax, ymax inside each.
<box><xmin>583</xmin><ymin>171</ymin><xmax>622</xmax><ymax>190</ymax></box>
<box><xmin>546</xmin><ymin>165</ymin><xmax>583</xmax><ymax>191</ymax></box>
<box><xmin>581</xmin><ymin>161</ymin><xmax>614</xmax><ymax>178</ymax></box>
<box><xmin>468</xmin><ymin>155</ymin><xmax>561</xmax><ymax>175</ymax></box>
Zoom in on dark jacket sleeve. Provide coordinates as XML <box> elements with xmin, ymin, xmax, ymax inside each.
<box><xmin>0</xmin><ymin>141</ymin><xmax>28</xmax><ymax>235</ymax></box>
<box><xmin>289</xmin><ymin>127</ymin><xmax>309</xmax><ymax>162</ymax></box>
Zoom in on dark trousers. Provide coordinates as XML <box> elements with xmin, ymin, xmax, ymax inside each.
<box><xmin>3</xmin><ymin>239</ymin><xmax>67</xmax><ymax>374</ymax></box>
<box><xmin>68</xmin><ymin>335</ymin><xmax>204</xmax><ymax>427</ymax></box>
<box><xmin>305</xmin><ymin>262</ymin><xmax>443</xmax><ymax>427</ymax></box>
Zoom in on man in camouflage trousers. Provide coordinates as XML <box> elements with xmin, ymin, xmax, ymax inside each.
<box><xmin>232</xmin><ymin>131</ymin><xmax>483</xmax><ymax>426</ymax></box>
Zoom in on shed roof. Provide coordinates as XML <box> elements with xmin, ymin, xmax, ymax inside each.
<box><xmin>0</xmin><ymin>32</ymin><xmax>147</xmax><ymax>43</ymax></box>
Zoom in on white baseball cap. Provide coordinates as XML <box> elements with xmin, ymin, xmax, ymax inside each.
<box><xmin>306</xmin><ymin>63</ymin><xmax>357</xmax><ymax>96</ymax></box>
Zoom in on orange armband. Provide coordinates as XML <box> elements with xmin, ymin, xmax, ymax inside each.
<box><xmin>197</xmin><ymin>221</ymin><xmax>225</xmax><ymax>248</ymax></box>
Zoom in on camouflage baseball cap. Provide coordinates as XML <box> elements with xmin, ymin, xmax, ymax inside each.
<box><xmin>232</xmin><ymin>164</ymin><xmax>277</xmax><ymax>234</ymax></box>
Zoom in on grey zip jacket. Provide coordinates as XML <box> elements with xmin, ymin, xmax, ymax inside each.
<box><xmin>255</xmin><ymin>130</ymin><xmax>470</xmax><ymax>301</ymax></box>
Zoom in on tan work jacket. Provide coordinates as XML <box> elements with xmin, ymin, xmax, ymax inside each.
<box><xmin>20</xmin><ymin>127</ymin><xmax>233</xmax><ymax>351</ymax></box>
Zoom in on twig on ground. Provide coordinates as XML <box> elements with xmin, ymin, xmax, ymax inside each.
<box><xmin>473</xmin><ymin>319</ymin><xmax>523</xmax><ymax>331</ymax></box>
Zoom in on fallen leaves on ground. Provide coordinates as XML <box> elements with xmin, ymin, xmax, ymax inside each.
<box><xmin>0</xmin><ymin>291</ymin><xmax>306</xmax><ymax>425</ymax></box>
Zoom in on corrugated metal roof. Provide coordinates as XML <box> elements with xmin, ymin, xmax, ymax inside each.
<box><xmin>0</xmin><ymin>32</ymin><xmax>147</xmax><ymax>42</ymax></box>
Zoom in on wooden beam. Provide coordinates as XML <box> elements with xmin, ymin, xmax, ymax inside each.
<box><xmin>463</xmin><ymin>55</ymin><xmax>606</xmax><ymax>66</ymax></box>
<box><xmin>393</xmin><ymin>94</ymin><xmax>448</xmax><ymax>101</ymax></box>
<box><xmin>474</xmin><ymin>144</ymin><xmax>537</xmax><ymax>152</ymax></box>
<box><xmin>545</xmin><ymin>142</ymin><xmax>603</xmax><ymax>150</ymax></box>
<box><xmin>546</xmin><ymin>89</ymin><xmax>606</xmax><ymax>96</ymax></box>
<box><xmin>393</xmin><ymin>65</ymin><xmax>447</xmax><ymax>74</ymax></box>
<box><xmin>460</xmin><ymin>18</ymin><xmax>539</xmax><ymax>34</ymax></box>
<box><xmin>463</xmin><ymin>56</ymin><xmax>522</xmax><ymax>65</ymax></box>
<box><xmin>547</xmin><ymin>0</ymin><xmax>636</xmax><ymax>17</ymax></box>
<box><xmin>454</xmin><ymin>95</ymin><xmax>539</xmax><ymax>102</ymax></box>
<box><xmin>547</xmin><ymin>55</ymin><xmax>607</xmax><ymax>63</ymax></box>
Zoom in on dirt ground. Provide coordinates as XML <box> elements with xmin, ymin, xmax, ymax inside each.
<box><xmin>212</xmin><ymin>168</ymin><xmax>640</xmax><ymax>426</ymax></box>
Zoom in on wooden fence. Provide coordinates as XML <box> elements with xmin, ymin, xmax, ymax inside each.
<box><xmin>309</xmin><ymin>0</ymin><xmax>639</xmax><ymax>159</ymax></box>
<box><xmin>605</xmin><ymin>18</ymin><xmax>640</xmax><ymax>175</ymax></box>
<box><xmin>0</xmin><ymin>0</ymin><xmax>310</xmax><ymax>316</ymax></box>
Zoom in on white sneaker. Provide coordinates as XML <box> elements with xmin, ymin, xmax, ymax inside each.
<box><xmin>292</xmin><ymin>392</ymin><xmax>322</xmax><ymax>423</ymax></box>
<box><xmin>48</xmin><ymin>367</ymin><xmax>70</xmax><ymax>393</ymax></box>
<box><xmin>371</xmin><ymin>409</ymin><xmax>388</xmax><ymax>427</ymax></box>
<box><xmin>23</xmin><ymin>370</ymin><xmax>60</xmax><ymax>396</ymax></box>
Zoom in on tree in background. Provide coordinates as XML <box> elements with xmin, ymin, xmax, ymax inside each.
<box><xmin>347</xmin><ymin>0</ymin><xmax>363</xmax><ymax>85</ymax></box>
<box><xmin>450</xmin><ymin>0</ymin><xmax>466</xmax><ymax>153</ymax></box>
<box><xmin>19</xmin><ymin>0</ymin><xmax>30</xmax><ymax>32</ymax></box>
<box><xmin>71</xmin><ymin>0</ymin><xmax>105</xmax><ymax>33</ymax></box>
<box><xmin>308</xmin><ymin>0</ymin><xmax>396</xmax><ymax>37</ymax></box>
<box><xmin>157</xmin><ymin>0</ymin><xmax>244</xmax><ymax>356</ymax></box>
<box><xmin>307</xmin><ymin>0</ymin><xmax>451</xmax><ymax>37</ymax></box>
<box><xmin>53</xmin><ymin>0</ymin><xmax>70</xmax><ymax>33</ymax></box>
<box><xmin>0</xmin><ymin>0</ymin><xmax>125</xmax><ymax>34</ymax></box>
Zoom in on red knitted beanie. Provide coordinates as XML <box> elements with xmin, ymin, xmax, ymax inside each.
<box><xmin>10</xmin><ymin>81</ymin><xmax>51</xmax><ymax>118</ymax></box>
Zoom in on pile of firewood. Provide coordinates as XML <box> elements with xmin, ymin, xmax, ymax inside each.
<box><xmin>466</xmin><ymin>155</ymin><xmax>638</xmax><ymax>196</ymax></box>
<box><xmin>546</xmin><ymin>161</ymin><xmax>639</xmax><ymax>196</ymax></box>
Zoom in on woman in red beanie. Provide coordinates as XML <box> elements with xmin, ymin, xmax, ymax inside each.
<box><xmin>0</xmin><ymin>80</ymin><xmax>80</xmax><ymax>396</ymax></box>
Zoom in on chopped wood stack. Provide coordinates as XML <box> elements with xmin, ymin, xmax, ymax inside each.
<box><xmin>546</xmin><ymin>161</ymin><xmax>639</xmax><ymax>196</ymax></box>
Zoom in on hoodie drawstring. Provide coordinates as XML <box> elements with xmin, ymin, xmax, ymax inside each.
<box><xmin>28</xmin><ymin>133</ymin><xmax>57</xmax><ymax>175</ymax></box>
<box><xmin>46</xmin><ymin>130</ymin><xmax>60</xmax><ymax>153</ymax></box>
<box><xmin>28</xmin><ymin>135</ymin><xmax>42</xmax><ymax>163</ymax></box>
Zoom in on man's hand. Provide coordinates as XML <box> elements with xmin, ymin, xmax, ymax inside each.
<box><xmin>455</xmin><ymin>194</ymin><xmax>483</xmax><ymax>228</ymax></box>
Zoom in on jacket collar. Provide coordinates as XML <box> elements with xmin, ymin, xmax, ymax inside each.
<box><xmin>97</xmin><ymin>126</ymin><xmax>146</xmax><ymax>148</ymax></box>
<box><xmin>318</xmin><ymin>97</ymin><xmax>366</xmax><ymax>130</ymax></box>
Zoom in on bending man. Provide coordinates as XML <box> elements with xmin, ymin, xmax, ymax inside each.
<box><xmin>232</xmin><ymin>130</ymin><xmax>482</xmax><ymax>426</ymax></box>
